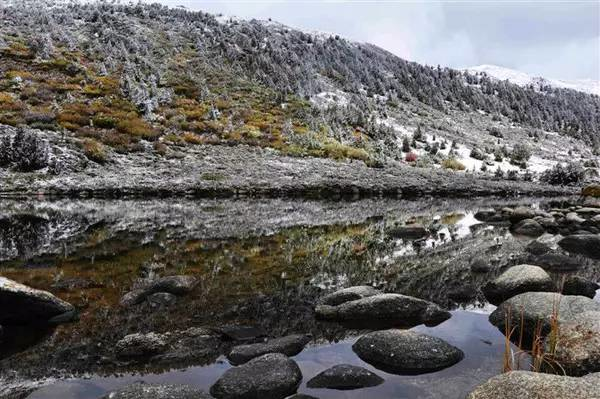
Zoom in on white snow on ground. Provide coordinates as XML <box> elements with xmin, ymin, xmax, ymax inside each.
<box><xmin>311</xmin><ymin>90</ymin><xmax>350</xmax><ymax>107</ymax></box>
<box><xmin>466</xmin><ymin>64</ymin><xmax>600</xmax><ymax>96</ymax></box>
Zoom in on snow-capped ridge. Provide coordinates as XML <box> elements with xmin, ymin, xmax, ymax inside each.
<box><xmin>465</xmin><ymin>64</ymin><xmax>599</xmax><ymax>96</ymax></box>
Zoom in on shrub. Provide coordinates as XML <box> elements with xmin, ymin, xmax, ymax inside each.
<box><xmin>92</xmin><ymin>115</ymin><xmax>116</xmax><ymax>129</ymax></box>
<box><xmin>116</xmin><ymin>117</ymin><xmax>159</xmax><ymax>140</ymax></box>
<box><xmin>81</xmin><ymin>138</ymin><xmax>106</xmax><ymax>163</ymax></box>
<box><xmin>442</xmin><ymin>158</ymin><xmax>466</xmax><ymax>171</ymax></box>
<box><xmin>413</xmin><ymin>125</ymin><xmax>424</xmax><ymax>142</ymax></box>
<box><xmin>182</xmin><ymin>132</ymin><xmax>204</xmax><ymax>144</ymax></box>
<box><xmin>401</xmin><ymin>136</ymin><xmax>411</xmax><ymax>152</ymax></box>
<box><xmin>470</xmin><ymin>147</ymin><xmax>486</xmax><ymax>160</ymax></box>
<box><xmin>405</xmin><ymin>152</ymin><xmax>417</xmax><ymax>162</ymax></box>
<box><xmin>510</xmin><ymin>143</ymin><xmax>531</xmax><ymax>163</ymax></box>
<box><xmin>488</xmin><ymin>126</ymin><xmax>504</xmax><ymax>138</ymax></box>
<box><xmin>540</xmin><ymin>162</ymin><xmax>585</xmax><ymax>186</ymax></box>
<box><xmin>494</xmin><ymin>167</ymin><xmax>504</xmax><ymax>178</ymax></box>
<box><xmin>507</xmin><ymin>170</ymin><xmax>519</xmax><ymax>180</ymax></box>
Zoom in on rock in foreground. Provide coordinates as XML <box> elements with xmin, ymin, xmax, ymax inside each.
<box><xmin>227</xmin><ymin>334</ymin><xmax>311</xmax><ymax>365</ymax></box>
<box><xmin>466</xmin><ymin>371</ymin><xmax>600</xmax><ymax>399</ymax></box>
<box><xmin>210</xmin><ymin>353</ymin><xmax>302</xmax><ymax>399</ymax></box>
<box><xmin>102</xmin><ymin>383</ymin><xmax>212</xmax><ymax>399</ymax></box>
<box><xmin>551</xmin><ymin>311</ymin><xmax>600</xmax><ymax>376</ymax></box>
<box><xmin>319</xmin><ymin>286</ymin><xmax>380</xmax><ymax>306</ymax></box>
<box><xmin>352</xmin><ymin>330</ymin><xmax>463</xmax><ymax>374</ymax></box>
<box><xmin>306</xmin><ymin>364</ymin><xmax>384</xmax><ymax>390</ymax></box>
<box><xmin>315</xmin><ymin>293</ymin><xmax>450</xmax><ymax>328</ymax></box>
<box><xmin>489</xmin><ymin>292</ymin><xmax>600</xmax><ymax>343</ymax></box>
<box><xmin>482</xmin><ymin>264</ymin><xmax>554</xmax><ymax>305</ymax></box>
<box><xmin>0</xmin><ymin>277</ymin><xmax>75</xmax><ymax>325</ymax></box>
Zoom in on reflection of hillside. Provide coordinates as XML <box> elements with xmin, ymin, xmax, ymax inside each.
<box><xmin>2</xmin><ymin>196</ymin><xmax>594</xmax><ymax>382</ymax></box>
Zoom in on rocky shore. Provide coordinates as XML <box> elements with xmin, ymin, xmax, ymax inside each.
<box><xmin>0</xmin><ymin>125</ymin><xmax>576</xmax><ymax>200</ymax></box>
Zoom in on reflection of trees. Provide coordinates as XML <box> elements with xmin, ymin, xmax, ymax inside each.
<box><xmin>0</xmin><ymin>215</ymin><xmax>50</xmax><ymax>262</ymax></box>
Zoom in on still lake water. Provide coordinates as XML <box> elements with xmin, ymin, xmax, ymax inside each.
<box><xmin>0</xmin><ymin>196</ymin><xmax>597</xmax><ymax>399</ymax></box>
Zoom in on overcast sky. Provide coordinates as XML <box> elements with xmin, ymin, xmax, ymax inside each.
<box><xmin>146</xmin><ymin>1</ymin><xmax>599</xmax><ymax>81</ymax></box>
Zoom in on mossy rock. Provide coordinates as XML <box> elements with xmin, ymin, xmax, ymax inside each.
<box><xmin>582</xmin><ymin>184</ymin><xmax>600</xmax><ymax>198</ymax></box>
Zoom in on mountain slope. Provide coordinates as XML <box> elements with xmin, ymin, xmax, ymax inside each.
<box><xmin>466</xmin><ymin>65</ymin><xmax>600</xmax><ymax>96</ymax></box>
<box><xmin>0</xmin><ymin>0</ymin><xmax>598</xmax><ymax>189</ymax></box>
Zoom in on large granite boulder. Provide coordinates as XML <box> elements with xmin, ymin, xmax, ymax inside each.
<box><xmin>0</xmin><ymin>277</ymin><xmax>75</xmax><ymax>325</ymax></box>
<box><xmin>489</xmin><ymin>292</ymin><xmax>600</xmax><ymax>343</ymax></box>
<box><xmin>550</xmin><ymin>311</ymin><xmax>600</xmax><ymax>376</ymax></box>
<box><xmin>482</xmin><ymin>264</ymin><xmax>554</xmax><ymax>305</ymax></box>
<box><xmin>352</xmin><ymin>330</ymin><xmax>463</xmax><ymax>374</ymax></box>
<box><xmin>466</xmin><ymin>371</ymin><xmax>600</xmax><ymax>399</ymax></box>
<box><xmin>227</xmin><ymin>334</ymin><xmax>311</xmax><ymax>365</ymax></box>
<box><xmin>210</xmin><ymin>353</ymin><xmax>302</xmax><ymax>399</ymax></box>
<box><xmin>306</xmin><ymin>364</ymin><xmax>384</xmax><ymax>390</ymax></box>
<box><xmin>315</xmin><ymin>293</ymin><xmax>450</xmax><ymax>328</ymax></box>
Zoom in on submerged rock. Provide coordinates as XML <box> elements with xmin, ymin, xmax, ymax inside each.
<box><xmin>482</xmin><ymin>264</ymin><xmax>554</xmax><ymax>305</ymax></box>
<box><xmin>319</xmin><ymin>286</ymin><xmax>380</xmax><ymax>306</ymax></box>
<box><xmin>315</xmin><ymin>293</ymin><xmax>450</xmax><ymax>328</ymax></box>
<box><xmin>210</xmin><ymin>353</ymin><xmax>302</xmax><ymax>399</ymax></box>
<box><xmin>352</xmin><ymin>330</ymin><xmax>463</xmax><ymax>374</ymax></box>
<box><xmin>0</xmin><ymin>277</ymin><xmax>75</xmax><ymax>325</ymax></box>
<box><xmin>509</xmin><ymin>207</ymin><xmax>537</xmax><ymax>224</ymax></box>
<box><xmin>559</xmin><ymin>234</ymin><xmax>600</xmax><ymax>259</ymax></box>
<box><xmin>489</xmin><ymin>292</ymin><xmax>600</xmax><ymax>343</ymax></box>
<box><xmin>101</xmin><ymin>383</ymin><xmax>212</xmax><ymax>399</ymax></box>
<box><xmin>120</xmin><ymin>275</ymin><xmax>197</xmax><ymax>307</ymax></box>
<box><xmin>227</xmin><ymin>334</ymin><xmax>311</xmax><ymax>365</ymax></box>
<box><xmin>306</xmin><ymin>364</ymin><xmax>384</xmax><ymax>390</ymax></box>
<box><xmin>510</xmin><ymin>219</ymin><xmax>545</xmax><ymax>237</ymax></box>
<box><xmin>466</xmin><ymin>371</ymin><xmax>600</xmax><ymax>399</ymax></box>
<box><xmin>115</xmin><ymin>332</ymin><xmax>167</xmax><ymax>359</ymax></box>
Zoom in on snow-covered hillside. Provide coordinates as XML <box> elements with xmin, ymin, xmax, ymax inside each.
<box><xmin>466</xmin><ymin>64</ymin><xmax>600</xmax><ymax>96</ymax></box>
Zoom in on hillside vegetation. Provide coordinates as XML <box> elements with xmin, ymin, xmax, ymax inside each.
<box><xmin>0</xmin><ymin>0</ymin><xmax>598</xmax><ymax>169</ymax></box>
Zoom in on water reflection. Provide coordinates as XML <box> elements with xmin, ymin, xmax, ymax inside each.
<box><xmin>27</xmin><ymin>310</ymin><xmax>512</xmax><ymax>399</ymax></box>
<box><xmin>1</xmin><ymin>196</ymin><xmax>597</xmax><ymax>399</ymax></box>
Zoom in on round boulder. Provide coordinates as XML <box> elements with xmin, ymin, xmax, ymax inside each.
<box><xmin>0</xmin><ymin>277</ymin><xmax>75</xmax><ymax>325</ymax></box>
<box><xmin>320</xmin><ymin>286</ymin><xmax>380</xmax><ymax>306</ymax></box>
<box><xmin>227</xmin><ymin>334</ymin><xmax>311</xmax><ymax>365</ymax></box>
<box><xmin>467</xmin><ymin>371</ymin><xmax>599</xmax><ymax>399</ymax></box>
<box><xmin>550</xmin><ymin>311</ymin><xmax>600</xmax><ymax>376</ymax></box>
<box><xmin>315</xmin><ymin>293</ymin><xmax>450</xmax><ymax>328</ymax></box>
<box><xmin>115</xmin><ymin>332</ymin><xmax>167</xmax><ymax>359</ymax></box>
<box><xmin>482</xmin><ymin>264</ymin><xmax>554</xmax><ymax>305</ymax></box>
<box><xmin>489</xmin><ymin>292</ymin><xmax>600</xmax><ymax>344</ymax></box>
<box><xmin>210</xmin><ymin>353</ymin><xmax>302</xmax><ymax>399</ymax></box>
<box><xmin>510</xmin><ymin>219</ymin><xmax>545</xmax><ymax>237</ymax></box>
<box><xmin>352</xmin><ymin>330</ymin><xmax>464</xmax><ymax>374</ymax></box>
<box><xmin>306</xmin><ymin>364</ymin><xmax>384</xmax><ymax>390</ymax></box>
